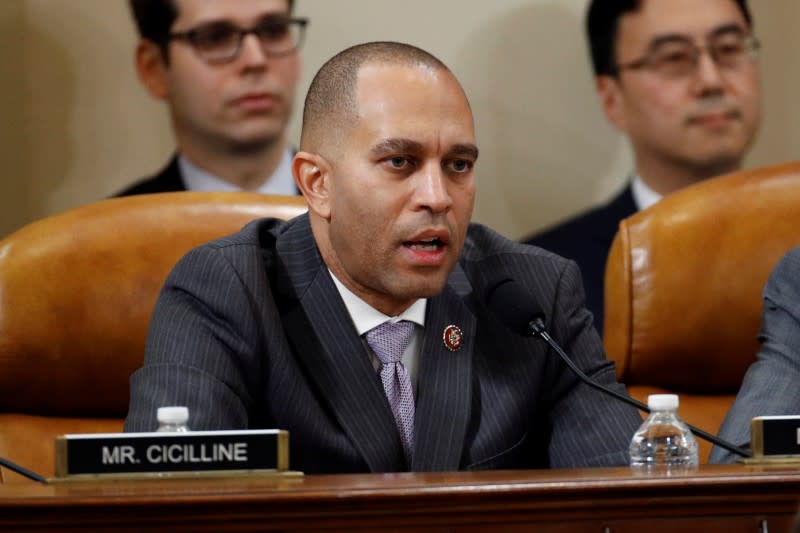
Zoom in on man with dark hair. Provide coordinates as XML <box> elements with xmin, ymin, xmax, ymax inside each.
<box><xmin>125</xmin><ymin>41</ymin><xmax>643</xmax><ymax>474</ymax></box>
<box><xmin>116</xmin><ymin>0</ymin><xmax>306</xmax><ymax>195</ymax></box>
<box><xmin>524</xmin><ymin>0</ymin><xmax>762</xmax><ymax>333</ymax></box>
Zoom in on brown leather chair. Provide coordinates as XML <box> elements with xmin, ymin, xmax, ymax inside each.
<box><xmin>0</xmin><ymin>192</ymin><xmax>307</xmax><ymax>483</ymax></box>
<box><xmin>604</xmin><ymin>161</ymin><xmax>800</xmax><ymax>462</ymax></box>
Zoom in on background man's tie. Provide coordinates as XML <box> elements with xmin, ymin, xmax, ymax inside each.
<box><xmin>365</xmin><ymin>320</ymin><xmax>416</xmax><ymax>462</ymax></box>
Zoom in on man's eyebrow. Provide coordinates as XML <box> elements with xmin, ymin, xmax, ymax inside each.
<box><xmin>708</xmin><ymin>23</ymin><xmax>748</xmax><ymax>40</ymax></box>
<box><xmin>370</xmin><ymin>138</ymin><xmax>425</xmax><ymax>156</ymax></box>
<box><xmin>647</xmin><ymin>34</ymin><xmax>693</xmax><ymax>51</ymax></box>
<box><xmin>369</xmin><ymin>139</ymin><xmax>479</xmax><ymax>160</ymax></box>
<box><xmin>448</xmin><ymin>144</ymin><xmax>479</xmax><ymax>160</ymax></box>
<box><xmin>189</xmin><ymin>11</ymin><xmax>289</xmax><ymax>28</ymax></box>
<box><xmin>648</xmin><ymin>23</ymin><xmax>748</xmax><ymax>50</ymax></box>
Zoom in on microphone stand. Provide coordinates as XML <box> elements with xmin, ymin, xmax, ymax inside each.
<box><xmin>527</xmin><ymin>318</ymin><xmax>752</xmax><ymax>459</ymax></box>
<box><xmin>0</xmin><ymin>457</ymin><xmax>47</xmax><ymax>483</ymax></box>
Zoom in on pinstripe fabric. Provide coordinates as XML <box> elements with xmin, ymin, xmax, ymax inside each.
<box><xmin>126</xmin><ymin>214</ymin><xmax>643</xmax><ymax>472</ymax></box>
<box><xmin>711</xmin><ymin>246</ymin><xmax>800</xmax><ymax>463</ymax></box>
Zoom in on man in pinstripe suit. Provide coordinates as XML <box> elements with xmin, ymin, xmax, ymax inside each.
<box><xmin>125</xmin><ymin>42</ymin><xmax>643</xmax><ymax>473</ymax></box>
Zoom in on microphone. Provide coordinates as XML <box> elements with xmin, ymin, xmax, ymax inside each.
<box><xmin>483</xmin><ymin>276</ymin><xmax>752</xmax><ymax>459</ymax></box>
<box><xmin>0</xmin><ymin>456</ymin><xmax>47</xmax><ymax>483</ymax></box>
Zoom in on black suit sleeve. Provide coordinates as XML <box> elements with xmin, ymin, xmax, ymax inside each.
<box><xmin>544</xmin><ymin>259</ymin><xmax>644</xmax><ymax>467</ymax></box>
<box><xmin>125</xmin><ymin>242</ymin><xmax>267</xmax><ymax>432</ymax></box>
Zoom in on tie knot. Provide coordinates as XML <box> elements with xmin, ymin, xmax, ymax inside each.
<box><xmin>365</xmin><ymin>320</ymin><xmax>415</xmax><ymax>365</ymax></box>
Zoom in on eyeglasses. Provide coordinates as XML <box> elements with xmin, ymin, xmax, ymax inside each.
<box><xmin>613</xmin><ymin>33</ymin><xmax>760</xmax><ymax>79</ymax></box>
<box><xmin>167</xmin><ymin>15</ymin><xmax>309</xmax><ymax>64</ymax></box>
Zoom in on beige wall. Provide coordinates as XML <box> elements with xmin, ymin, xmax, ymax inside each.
<box><xmin>1</xmin><ymin>0</ymin><xmax>797</xmax><ymax>238</ymax></box>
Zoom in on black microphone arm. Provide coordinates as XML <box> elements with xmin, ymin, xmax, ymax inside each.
<box><xmin>485</xmin><ymin>277</ymin><xmax>752</xmax><ymax>459</ymax></box>
<box><xmin>0</xmin><ymin>456</ymin><xmax>47</xmax><ymax>483</ymax></box>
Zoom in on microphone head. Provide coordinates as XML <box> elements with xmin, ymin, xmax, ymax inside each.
<box><xmin>483</xmin><ymin>276</ymin><xmax>546</xmax><ymax>336</ymax></box>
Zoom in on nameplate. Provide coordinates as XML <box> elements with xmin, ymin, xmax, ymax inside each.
<box><xmin>54</xmin><ymin>430</ymin><xmax>289</xmax><ymax>479</ymax></box>
<box><xmin>751</xmin><ymin>416</ymin><xmax>800</xmax><ymax>457</ymax></box>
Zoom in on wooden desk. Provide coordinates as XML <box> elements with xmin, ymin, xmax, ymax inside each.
<box><xmin>2</xmin><ymin>465</ymin><xmax>799</xmax><ymax>532</ymax></box>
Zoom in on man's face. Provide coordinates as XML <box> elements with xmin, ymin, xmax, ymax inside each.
<box><xmin>600</xmin><ymin>0</ymin><xmax>761</xmax><ymax>176</ymax></box>
<box><xmin>324</xmin><ymin>64</ymin><xmax>478</xmax><ymax>316</ymax></box>
<box><xmin>158</xmin><ymin>0</ymin><xmax>300</xmax><ymax>150</ymax></box>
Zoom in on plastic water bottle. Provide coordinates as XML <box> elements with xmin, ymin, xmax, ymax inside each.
<box><xmin>156</xmin><ymin>406</ymin><xmax>190</xmax><ymax>433</ymax></box>
<box><xmin>629</xmin><ymin>394</ymin><xmax>698</xmax><ymax>472</ymax></box>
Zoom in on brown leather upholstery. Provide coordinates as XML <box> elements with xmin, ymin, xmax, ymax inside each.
<box><xmin>604</xmin><ymin>161</ymin><xmax>800</xmax><ymax>462</ymax></box>
<box><xmin>0</xmin><ymin>192</ymin><xmax>307</xmax><ymax>483</ymax></box>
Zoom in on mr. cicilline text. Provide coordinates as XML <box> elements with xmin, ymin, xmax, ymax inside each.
<box><xmin>101</xmin><ymin>442</ymin><xmax>248</xmax><ymax>465</ymax></box>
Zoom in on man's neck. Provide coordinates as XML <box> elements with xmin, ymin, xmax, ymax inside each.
<box><xmin>634</xmin><ymin>155</ymin><xmax>742</xmax><ymax>197</ymax></box>
<box><xmin>178</xmin><ymin>138</ymin><xmax>289</xmax><ymax>191</ymax></box>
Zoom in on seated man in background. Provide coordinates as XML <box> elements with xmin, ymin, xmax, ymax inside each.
<box><xmin>116</xmin><ymin>0</ymin><xmax>306</xmax><ymax>195</ymax></box>
<box><xmin>524</xmin><ymin>0</ymin><xmax>762</xmax><ymax>333</ymax></box>
<box><xmin>711</xmin><ymin>246</ymin><xmax>800</xmax><ymax>463</ymax></box>
<box><xmin>125</xmin><ymin>41</ymin><xmax>643</xmax><ymax>473</ymax></box>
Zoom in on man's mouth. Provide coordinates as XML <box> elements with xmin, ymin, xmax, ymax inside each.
<box><xmin>404</xmin><ymin>237</ymin><xmax>445</xmax><ymax>251</ymax></box>
<box><xmin>687</xmin><ymin>108</ymin><xmax>741</xmax><ymax>127</ymax></box>
<box><xmin>230</xmin><ymin>92</ymin><xmax>279</xmax><ymax>111</ymax></box>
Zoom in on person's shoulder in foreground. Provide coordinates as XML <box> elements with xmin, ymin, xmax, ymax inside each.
<box><xmin>711</xmin><ymin>246</ymin><xmax>800</xmax><ymax>463</ymax></box>
<box><xmin>125</xmin><ymin>40</ymin><xmax>642</xmax><ymax>474</ymax></box>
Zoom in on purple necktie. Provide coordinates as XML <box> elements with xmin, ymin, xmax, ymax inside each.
<box><xmin>365</xmin><ymin>320</ymin><xmax>416</xmax><ymax>462</ymax></box>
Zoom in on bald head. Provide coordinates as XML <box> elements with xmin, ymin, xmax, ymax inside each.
<box><xmin>300</xmin><ymin>41</ymin><xmax>459</xmax><ymax>156</ymax></box>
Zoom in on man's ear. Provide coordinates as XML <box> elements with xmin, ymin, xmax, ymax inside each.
<box><xmin>135</xmin><ymin>40</ymin><xmax>169</xmax><ymax>100</ymax></box>
<box><xmin>596</xmin><ymin>75</ymin><xmax>627</xmax><ymax>132</ymax></box>
<box><xmin>293</xmin><ymin>151</ymin><xmax>332</xmax><ymax>220</ymax></box>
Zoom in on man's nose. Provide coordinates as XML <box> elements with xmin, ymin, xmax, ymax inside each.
<box><xmin>414</xmin><ymin>164</ymin><xmax>452</xmax><ymax>213</ymax></box>
<box><xmin>237</xmin><ymin>33</ymin><xmax>269</xmax><ymax>68</ymax></box>
<box><xmin>691</xmin><ymin>49</ymin><xmax>726</xmax><ymax>95</ymax></box>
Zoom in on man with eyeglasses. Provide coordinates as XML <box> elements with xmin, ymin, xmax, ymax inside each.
<box><xmin>523</xmin><ymin>0</ymin><xmax>762</xmax><ymax>334</ymax></box>
<box><xmin>115</xmin><ymin>0</ymin><xmax>307</xmax><ymax>196</ymax></box>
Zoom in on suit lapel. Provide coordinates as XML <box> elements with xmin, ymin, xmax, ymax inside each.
<box><xmin>277</xmin><ymin>218</ymin><xmax>406</xmax><ymax>472</ymax></box>
<box><xmin>412</xmin><ymin>283</ymin><xmax>475</xmax><ymax>471</ymax></box>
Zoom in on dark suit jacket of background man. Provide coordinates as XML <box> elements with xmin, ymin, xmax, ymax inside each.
<box><xmin>523</xmin><ymin>185</ymin><xmax>636</xmax><ymax>334</ymax></box>
<box><xmin>125</xmin><ymin>214</ymin><xmax>643</xmax><ymax>473</ymax></box>
<box><xmin>113</xmin><ymin>155</ymin><xmax>300</xmax><ymax>196</ymax></box>
<box><xmin>114</xmin><ymin>157</ymin><xmax>187</xmax><ymax>196</ymax></box>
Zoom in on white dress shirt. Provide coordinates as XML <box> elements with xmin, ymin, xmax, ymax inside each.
<box><xmin>178</xmin><ymin>148</ymin><xmax>296</xmax><ymax>194</ymax></box>
<box><xmin>631</xmin><ymin>173</ymin><xmax>663</xmax><ymax>212</ymax></box>
<box><xmin>329</xmin><ymin>271</ymin><xmax>426</xmax><ymax>392</ymax></box>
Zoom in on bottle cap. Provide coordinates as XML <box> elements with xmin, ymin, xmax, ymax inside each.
<box><xmin>647</xmin><ymin>394</ymin><xmax>679</xmax><ymax>411</ymax></box>
<box><xmin>157</xmin><ymin>406</ymin><xmax>189</xmax><ymax>424</ymax></box>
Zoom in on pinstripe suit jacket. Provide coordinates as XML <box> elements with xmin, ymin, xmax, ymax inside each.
<box><xmin>125</xmin><ymin>214</ymin><xmax>643</xmax><ymax>473</ymax></box>
<box><xmin>711</xmin><ymin>246</ymin><xmax>800</xmax><ymax>463</ymax></box>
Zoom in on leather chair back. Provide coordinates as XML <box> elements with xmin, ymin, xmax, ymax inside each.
<box><xmin>0</xmin><ymin>192</ymin><xmax>307</xmax><ymax>482</ymax></box>
<box><xmin>604</xmin><ymin>161</ymin><xmax>800</xmax><ymax>462</ymax></box>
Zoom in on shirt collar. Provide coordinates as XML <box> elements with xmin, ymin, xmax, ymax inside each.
<box><xmin>178</xmin><ymin>148</ymin><xmax>296</xmax><ymax>194</ymax></box>
<box><xmin>329</xmin><ymin>270</ymin><xmax>427</xmax><ymax>336</ymax></box>
<box><xmin>631</xmin><ymin>173</ymin><xmax>663</xmax><ymax>211</ymax></box>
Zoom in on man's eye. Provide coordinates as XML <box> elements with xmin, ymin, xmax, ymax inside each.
<box><xmin>715</xmin><ymin>43</ymin><xmax>744</xmax><ymax>57</ymax></box>
<box><xmin>388</xmin><ymin>156</ymin><xmax>410</xmax><ymax>169</ymax></box>
<box><xmin>659</xmin><ymin>51</ymin><xmax>692</xmax><ymax>65</ymax></box>
<box><xmin>447</xmin><ymin>159</ymin><xmax>472</xmax><ymax>173</ymax></box>
<box><xmin>192</xmin><ymin>24</ymin><xmax>237</xmax><ymax>48</ymax></box>
<box><xmin>255</xmin><ymin>21</ymin><xmax>290</xmax><ymax>41</ymax></box>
